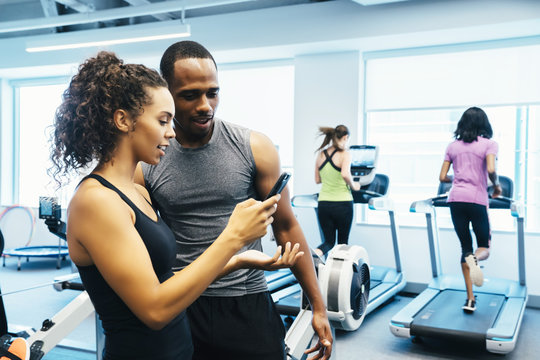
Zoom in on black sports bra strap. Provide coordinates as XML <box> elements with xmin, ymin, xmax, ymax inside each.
<box><xmin>82</xmin><ymin>174</ymin><xmax>154</xmax><ymax>212</ymax></box>
<box><xmin>319</xmin><ymin>148</ymin><xmax>341</xmax><ymax>171</ymax></box>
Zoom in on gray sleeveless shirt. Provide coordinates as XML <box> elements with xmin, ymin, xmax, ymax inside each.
<box><xmin>141</xmin><ymin>119</ymin><xmax>267</xmax><ymax>296</ymax></box>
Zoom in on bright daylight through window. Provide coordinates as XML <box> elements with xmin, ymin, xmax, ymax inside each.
<box><xmin>364</xmin><ymin>44</ymin><xmax>540</xmax><ymax>232</ymax></box>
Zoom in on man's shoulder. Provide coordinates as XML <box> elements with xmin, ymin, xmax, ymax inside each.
<box><xmin>219</xmin><ymin>118</ymin><xmax>251</xmax><ymax>133</ymax></box>
<box><xmin>217</xmin><ymin>118</ymin><xmax>254</xmax><ymax>146</ymax></box>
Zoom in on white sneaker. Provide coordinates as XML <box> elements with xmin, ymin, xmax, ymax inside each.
<box><xmin>462</xmin><ymin>299</ymin><xmax>476</xmax><ymax>313</ymax></box>
<box><xmin>465</xmin><ymin>254</ymin><xmax>484</xmax><ymax>287</ymax></box>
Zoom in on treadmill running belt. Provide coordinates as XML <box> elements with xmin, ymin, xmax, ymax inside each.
<box><xmin>411</xmin><ymin>289</ymin><xmax>505</xmax><ymax>342</ymax></box>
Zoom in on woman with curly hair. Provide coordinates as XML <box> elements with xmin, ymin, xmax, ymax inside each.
<box><xmin>439</xmin><ymin>106</ymin><xmax>501</xmax><ymax>313</ymax></box>
<box><xmin>50</xmin><ymin>51</ymin><xmax>302</xmax><ymax>360</ymax></box>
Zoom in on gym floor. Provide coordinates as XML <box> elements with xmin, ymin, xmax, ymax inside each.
<box><xmin>1</xmin><ymin>257</ymin><xmax>538</xmax><ymax>359</ymax></box>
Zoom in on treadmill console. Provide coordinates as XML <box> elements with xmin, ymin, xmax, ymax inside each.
<box><xmin>350</xmin><ymin>145</ymin><xmax>378</xmax><ymax>186</ymax></box>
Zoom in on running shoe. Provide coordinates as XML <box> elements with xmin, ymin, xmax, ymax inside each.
<box><xmin>465</xmin><ymin>254</ymin><xmax>484</xmax><ymax>287</ymax></box>
<box><xmin>462</xmin><ymin>299</ymin><xmax>476</xmax><ymax>313</ymax></box>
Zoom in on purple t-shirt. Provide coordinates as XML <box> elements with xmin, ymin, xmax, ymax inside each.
<box><xmin>444</xmin><ymin>136</ymin><xmax>498</xmax><ymax>206</ymax></box>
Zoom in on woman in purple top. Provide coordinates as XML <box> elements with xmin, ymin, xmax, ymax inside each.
<box><xmin>439</xmin><ymin>107</ymin><xmax>502</xmax><ymax>313</ymax></box>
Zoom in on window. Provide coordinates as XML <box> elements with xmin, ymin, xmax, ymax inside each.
<box><xmin>6</xmin><ymin>62</ymin><xmax>295</xmax><ymax>208</ymax></box>
<box><xmin>364</xmin><ymin>43</ymin><xmax>540</xmax><ymax>231</ymax></box>
<box><xmin>14</xmin><ymin>81</ymin><xmax>74</xmax><ymax>208</ymax></box>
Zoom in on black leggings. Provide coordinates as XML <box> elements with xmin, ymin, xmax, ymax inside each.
<box><xmin>316</xmin><ymin>201</ymin><xmax>354</xmax><ymax>255</ymax></box>
<box><xmin>449</xmin><ymin>202</ymin><xmax>491</xmax><ymax>263</ymax></box>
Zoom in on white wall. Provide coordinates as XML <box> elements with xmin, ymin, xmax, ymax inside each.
<box><xmin>293</xmin><ymin>51</ymin><xmax>361</xmax><ymax>194</ymax></box>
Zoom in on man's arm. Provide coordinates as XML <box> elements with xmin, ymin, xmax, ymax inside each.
<box><xmin>250</xmin><ymin>131</ymin><xmax>332</xmax><ymax>359</ymax></box>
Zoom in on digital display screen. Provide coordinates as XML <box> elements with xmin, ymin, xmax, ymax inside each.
<box><xmin>40</xmin><ymin>199</ymin><xmax>53</xmax><ymax>216</ymax></box>
<box><xmin>350</xmin><ymin>146</ymin><xmax>376</xmax><ymax>168</ymax></box>
<box><xmin>39</xmin><ymin>196</ymin><xmax>61</xmax><ymax>220</ymax></box>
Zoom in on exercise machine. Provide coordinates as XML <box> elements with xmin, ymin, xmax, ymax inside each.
<box><xmin>284</xmin><ymin>245</ymin><xmax>370</xmax><ymax>360</ymax></box>
<box><xmin>350</xmin><ymin>173</ymin><xmax>406</xmax><ymax>314</ymax></box>
<box><xmin>1</xmin><ymin>198</ymin><xmax>69</xmax><ymax>270</ymax></box>
<box><xmin>390</xmin><ymin>176</ymin><xmax>527</xmax><ymax>354</ymax></box>
<box><xmin>272</xmin><ymin>145</ymin><xmax>405</xmax><ymax>318</ymax></box>
<box><xmin>0</xmin><ymin>211</ymin><xmax>103</xmax><ymax>360</ymax></box>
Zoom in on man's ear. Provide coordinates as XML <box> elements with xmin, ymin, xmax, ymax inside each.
<box><xmin>113</xmin><ymin>109</ymin><xmax>132</xmax><ymax>133</ymax></box>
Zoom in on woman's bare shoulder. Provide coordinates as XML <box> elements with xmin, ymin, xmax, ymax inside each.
<box><xmin>69</xmin><ymin>179</ymin><xmax>127</xmax><ymax>221</ymax></box>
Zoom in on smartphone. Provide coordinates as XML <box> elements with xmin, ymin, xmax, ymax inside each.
<box><xmin>265</xmin><ymin>172</ymin><xmax>291</xmax><ymax>200</ymax></box>
<box><xmin>39</xmin><ymin>196</ymin><xmax>61</xmax><ymax>220</ymax></box>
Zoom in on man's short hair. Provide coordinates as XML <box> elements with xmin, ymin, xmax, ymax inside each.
<box><xmin>160</xmin><ymin>40</ymin><xmax>217</xmax><ymax>85</ymax></box>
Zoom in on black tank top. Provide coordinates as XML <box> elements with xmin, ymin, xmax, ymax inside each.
<box><xmin>77</xmin><ymin>174</ymin><xmax>193</xmax><ymax>360</ymax></box>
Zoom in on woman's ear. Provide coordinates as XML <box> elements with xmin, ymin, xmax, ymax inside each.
<box><xmin>113</xmin><ymin>109</ymin><xmax>131</xmax><ymax>133</ymax></box>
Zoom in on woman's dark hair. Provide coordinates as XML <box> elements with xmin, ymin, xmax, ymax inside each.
<box><xmin>454</xmin><ymin>107</ymin><xmax>493</xmax><ymax>143</ymax></box>
<box><xmin>160</xmin><ymin>40</ymin><xmax>217</xmax><ymax>85</ymax></box>
<box><xmin>49</xmin><ymin>51</ymin><xmax>167</xmax><ymax>186</ymax></box>
<box><xmin>316</xmin><ymin>125</ymin><xmax>350</xmax><ymax>152</ymax></box>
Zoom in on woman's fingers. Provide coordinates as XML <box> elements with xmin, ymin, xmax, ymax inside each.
<box><xmin>271</xmin><ymin>246</ymin><xmax>282</xmax><ymax>262</ymax></box>
<box><xmin>277</xmin><ymin>242</ymin><xmax>302</xmax><ymax>267</ymax></box>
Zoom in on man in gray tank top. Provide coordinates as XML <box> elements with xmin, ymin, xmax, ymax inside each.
<box><xmin>135</xmin><ymin>41</ymin><xmax>332</xmax><ymax>359</ymax></box>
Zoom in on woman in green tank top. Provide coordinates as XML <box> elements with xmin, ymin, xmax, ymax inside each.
<box><xmin>314</xmin><ymin>125</ymin><xmax>360</xmax><ymax>257</ymax></box>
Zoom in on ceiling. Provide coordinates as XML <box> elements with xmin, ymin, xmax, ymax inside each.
<box><xmin>0</xmin><ymin>0</ymin><xmax>414</xmax><ymax>40</ymax></box>
<box><xmin>0</xmin><ymin>0</ymin><xmax>331</xmax><ymax>39</ymax></box>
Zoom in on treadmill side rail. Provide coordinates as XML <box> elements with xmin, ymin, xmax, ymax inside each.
<box><xmin>486</xmin><ymin>296</ymin><xmax>528</xmax><ymax>354</ymax></box>
<box><xmin>389</xmin><ymin>288</ymin><xmax>440</xmax><ymax>338</ymax></box>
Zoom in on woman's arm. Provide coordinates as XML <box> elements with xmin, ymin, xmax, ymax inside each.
<box><xmin>69</xmin><ymin>186</ymin><xmax>278</xmax><ymax>331</ymax></box>
<box><xmin>314</xmin><ymin>152</ymin><xmax>322</xmax><ymax>184</ymax></box>
<box><xmin>340</xmin><ymin>151</ymin><xmax>360</xmax><ymax>191</ymax></box>
<box><xmin>439</xmin><ymin>160</ymin><xmax>452</xmax><ymax>183</ymax></box>
<box><xmin>486</xmin><ymin>153</ymin><xmax>502</xmax><ymax>197</ymax></box>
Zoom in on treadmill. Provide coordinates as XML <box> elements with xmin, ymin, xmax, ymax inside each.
<box><xmin>272</xmin><ymin>145</ymin><xmax>406</xmax><ymax>318</ymax></box>
<box><xmin>351</xmin><ymin>174</ymin><xmax>406</xmax><ymax>314</ymax></box>
<box><xmin>390</xmin><ymin>176</ymin><xmax>527</xmax><ymax>354</ymax></box>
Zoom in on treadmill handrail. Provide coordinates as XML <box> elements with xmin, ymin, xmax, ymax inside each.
<box><xmin>353</xmin><ymin>189</ymin><xmax>384</xmax><ymax>198</ymax></box>
<box><xmin>368</xmin><ymin>196</ymin><xmax>394</xmax><ymax>212</ymax></box>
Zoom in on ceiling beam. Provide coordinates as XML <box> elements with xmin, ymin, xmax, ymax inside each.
<box><xmin>39</xmin><ymin>0</ymin><xmax>59</xmax><ymax>34</ymax></box>
<box><xmin>54</xmin><ymin>0</ymin><xmax>95</xmax><ymax>13</ymax></box>
<box><xmin>0</xmin><ymin>0</ymin><xmax>251</xmax><ymax>34</ymax></box>
<box><xmin>350</xmin><ymin>0</ymin><xmax>408</xmax><ymax>5</ymax></box>
<box><xmin>40</xmin><ymin>0</ymin><xmax>59</xmax><ymax>17</ymax></box>
<box><xmin>123</xmin><ymin>0</ymin><xmax>175</xmax><ymax>21</ymax></box>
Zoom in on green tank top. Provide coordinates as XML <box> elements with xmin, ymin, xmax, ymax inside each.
<box><xmin>318</xmin><ymin>149</ymin><xmax>353</xmax><ymax>202</ymax></box>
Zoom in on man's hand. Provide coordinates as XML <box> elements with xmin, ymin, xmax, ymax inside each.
<box><xmin>304</xmin><ymin>310</ymin><xmax>333</xmax><ymax>359</ymax></box>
